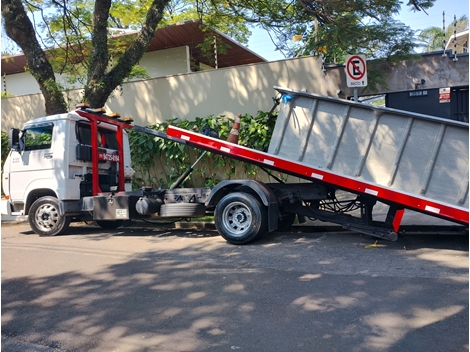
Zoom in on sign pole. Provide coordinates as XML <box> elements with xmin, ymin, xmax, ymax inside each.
<box><xmin>354</xmin><ymin>88</ymin><xmax>358</xmax><ymax>102</ymax></box>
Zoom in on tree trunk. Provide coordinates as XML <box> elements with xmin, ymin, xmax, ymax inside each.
<box><xmin>1</xmin><ymin>0</ymin><xmax>68</xmax><ymax>115</ymax></box>
<box><xmin>84</xmin><ymin>0</ymin><xmax>170</xmax><ymax>108</ymax></box>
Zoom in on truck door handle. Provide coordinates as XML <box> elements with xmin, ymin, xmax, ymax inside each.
<box><xmin>44</xmin><ymin>153</ymin><xmax>53</xmax><ymax>159</ymax></box>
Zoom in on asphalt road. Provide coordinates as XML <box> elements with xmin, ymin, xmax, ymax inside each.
<box><xmin>1</xmin><ymin>222</ymin><xmax>468</xmax><ymax>352</ymax></box>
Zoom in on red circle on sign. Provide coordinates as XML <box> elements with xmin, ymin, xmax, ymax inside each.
<box><xmin>347</xmin><ymin>56</ymin><xmax>366</xmax><ymax>80</ymax></box>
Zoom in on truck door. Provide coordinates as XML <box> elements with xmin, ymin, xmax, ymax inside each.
<box><xmin>9</xmin><ymin>123</ymin><xmax>55</xmax><ymax>202</ymax></box>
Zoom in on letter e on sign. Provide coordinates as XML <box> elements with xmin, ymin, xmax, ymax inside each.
<box><xmin>345</xmin><ymin>55</ymin><xmax>368</xmax><ymax>88</ymax></box>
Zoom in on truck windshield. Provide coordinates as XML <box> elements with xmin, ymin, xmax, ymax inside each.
<box><xmin>23</xmin><ymin>125</ymin><xmax>53</xmax><ymax>151</ymax></box>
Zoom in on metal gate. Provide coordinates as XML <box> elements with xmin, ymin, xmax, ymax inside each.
<box><xmin>451</xmin><ymin>87</ymin><xmax>469</xmax><ymax>122</ymax></box>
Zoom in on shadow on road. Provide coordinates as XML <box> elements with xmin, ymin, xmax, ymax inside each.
<box><xmin>2</xmin><ymin>243</ymin><xmax>468</xmax><ymax>352</ymax></box>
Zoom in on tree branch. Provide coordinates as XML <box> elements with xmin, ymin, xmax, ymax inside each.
<box><xmin>1</xmin><ymin>0</ymin><xmax>67</xmax><ymax>114</ymax></box>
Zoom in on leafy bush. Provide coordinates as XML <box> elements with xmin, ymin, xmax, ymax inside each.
<box><xmin>1</xmin><ymin>92</ymin><xmax>14</xmax><ymax>98</ymax></box>
<box><xmin>127</xmin><ymin>110</ymin><xmax>279</xmax><ymax>189</ymax></box>
<box><xmin>1</xmin><ymin>131</ymin><xmax>9</xmax><ymax>168</ymax></box>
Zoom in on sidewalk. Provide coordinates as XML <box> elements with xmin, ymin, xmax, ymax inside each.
<box><xmin>1</xmin><ymin>215</ymin><xmax>28</xmax><ymax>223</ymax></box>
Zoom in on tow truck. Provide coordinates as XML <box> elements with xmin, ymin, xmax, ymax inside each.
<box><xmin>2</xmin><ymin>87</ymin><xmax>468</xmax><ymax>244</ymax></box>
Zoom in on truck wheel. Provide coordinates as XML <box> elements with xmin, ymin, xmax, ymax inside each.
<box><xmin>95</xmin><ymin>220</ymin><xmax>124</xmax><ymax>229</ymax></box>
<box><xmin>29</xmin><ymin>196</ymin><xmax>71</xmax><ymax>236</ymax></box>
<box><xmin>159</xmin><ymin>203</ymin><xmax>206</xmax><ymax>218</ymax></box>
<box><xmin>215</xmin><ymin>192</ymin><xmax>267</xmax><ymax>245</ymax></box>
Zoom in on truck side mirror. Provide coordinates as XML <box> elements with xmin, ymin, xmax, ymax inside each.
<box><xmin>8</xmin><ymin>128</ymin><xmax>20</xmax><ymax>151</ymax></box>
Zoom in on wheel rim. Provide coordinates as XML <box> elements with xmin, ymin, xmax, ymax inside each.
<box><xmin>34</xmin><ymin>203</ymin><xmax>59</xmax><ymax>232</ymax></box>
<box><xmin>221</xmin><ymin>201</ymin><xmax>253</xmax><ymax>238</ymax></box>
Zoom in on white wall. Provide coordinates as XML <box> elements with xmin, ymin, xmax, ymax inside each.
<box><xmin>3</xmin><ymin>46</ymin><xmax>192</xmax><ymax>96</ymax></box>
<box><xmin>136</xmin><ymin>46</ymin><xmax>191</xmax><ymax>79</ymax></box>
<box><xmin>1</xmin><ymin>56</ymin><xmax>326</xmax><ymax>131</ymax></box>
<box><xmin>4</xmin><ymin>72</ymin><xmax>40</xmax><ymax>96</ymax></box>
<box><xmin>5</xmin><ymin>71</ymin><xmax>86</xmax><ymax>96</ymax></box>
<box><xmin>107</xmin><ymin>56</ymin><xmax>326</xmax><ymax>127</ymax></box>
<box><xmin>3</xmin><ymin>52</ymin><xmax>468</xmax><ymax>132</ymax></box>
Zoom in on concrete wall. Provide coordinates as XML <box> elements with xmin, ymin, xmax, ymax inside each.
<box><xmin>1</xmin><ymin>55</ymin><xmax>327</xmax><ymax>131</ymax></box>
<box><xmin>3</xmin><ymin>46</ymin><xmax>192</xmax><ymax>97</ymax></box>
<box><xmin>4</xmin><ymin>72</ymin><xmax>41</xmax><ymax>96</ymax></box>
<box><xmin>136</xmin><ymin>46</ymin><xmax>190</xmax><ymax>79</ymax></box>
<box><xmin>373</xmin><ymin>53</ymin><xmax>469</xmax><ymax>93</ymax></box>
<box><xmin>327</xmin><ymin>52</ymin><xmax>469</xmax><ymax>99</ymax></box>
<box><xmin>2</xmin><ymin>52</ymin><xmax>468</xmax><ymax>132</ymax></box>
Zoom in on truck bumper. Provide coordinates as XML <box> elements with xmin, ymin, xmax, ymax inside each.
<box><xmin>1</xmin><ymin>199</ymin><xmax>12</xmax><ymax>216</ymax></box>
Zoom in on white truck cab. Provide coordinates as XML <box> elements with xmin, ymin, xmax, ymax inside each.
<box><xmin>2</xmin><ymin>111</ymin><xmax>134</xmax><ymax>234</ymax></box>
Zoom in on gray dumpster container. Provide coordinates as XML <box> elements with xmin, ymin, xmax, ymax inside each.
<box><xmin>268</xmin><ymin>87</ymin><xmax>469</xmax><ymax>209</ymax></box>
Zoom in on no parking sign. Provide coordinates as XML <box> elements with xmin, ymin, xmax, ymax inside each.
<box><xmin>345</xmin><ymin>55</ymin><xmax>368</xmax><ymax>87</ymax></box>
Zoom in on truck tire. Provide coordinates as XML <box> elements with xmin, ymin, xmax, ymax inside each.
<box><xmin>215</xmin><ymin>192</ymin><xmax>267</xmax><ymax>245</ymax></box>
<box><xmin>29</xmin><ymin>196</ymin><xmax>71</xmax><ymax>236</ymax></box>
<box><xmin>95</xmin><ymin>220</ymin><xmax>124</xmax><ymax>229</ymax></box>
<box><xmin>277</xmin><ymin>213</ymin><xmax>296</xmax><ymax>232</ymax></box>
<box><xmin>159</xmin><ymin>203</ymin><xmax>206</xmax><ymax>218</ymax></box>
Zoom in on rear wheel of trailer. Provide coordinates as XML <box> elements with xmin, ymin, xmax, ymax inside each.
<box><xmin>215</xmin><ymin>192</ymin><xmax>268</xmax><ymax>245</ymax></box>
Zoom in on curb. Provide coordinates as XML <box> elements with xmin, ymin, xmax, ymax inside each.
<box><xmin>1</xmin><ymin>215</ymin><xmax>28</xmax><ymax>223</ymax></box>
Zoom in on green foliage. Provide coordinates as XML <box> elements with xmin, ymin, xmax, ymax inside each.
<box><xmin>1</xmin><ymin>131</ymin><xmax>9</xmax><ymax>169</ymax></box>
<box><xmin>128</xmin><ymin>110</ymin><xmax>278</xmax><ymax>189</ymax></box>
<box><xmin>197</xmin><ymin>34</ymin><xmax>232</xmax><ymax>64</ymax></box>
<box><xmin>1</xmin><ymin>92</ymin><xmax>14</xmax><ymax>98</ymax></box>
<box><xmin>212</xmin><ymin>0</ymin><xmax>435</xmax><ymax>61</ymax></box>
<box><xmin>127</xmin><ymin>65</ymin><xmax>150</xmax><ymax>81</ymax></box>
<box><xmin>24</xmin><ymin>128</ymin><xmax>53</xmax><ymax>150</ymax></box>
<box><xmin>160</xmin><ymin>0</ymin><xmax>251</xmax><ymax>44</ymax></box>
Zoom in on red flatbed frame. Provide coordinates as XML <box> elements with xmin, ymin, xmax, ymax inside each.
<box><xmin>166</xmin><ymin>125</ymin><xmax>469</xmax><ymax>226</ymax></box>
